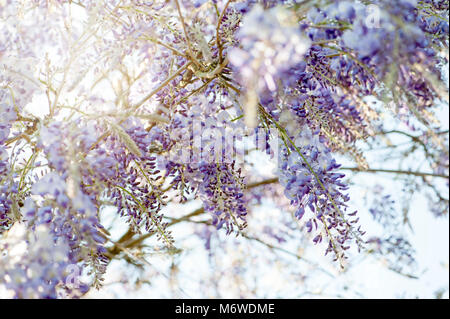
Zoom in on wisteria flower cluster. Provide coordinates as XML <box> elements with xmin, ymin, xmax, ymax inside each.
<box><xmin>0</xmin><ymin>0</ymin><xmax>448</xmax><ymax>298</ymax></box>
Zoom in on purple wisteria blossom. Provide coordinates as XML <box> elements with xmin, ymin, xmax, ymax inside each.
<box><xmin>0</xmin><ymin>0</ymin><xmax>447</xmax><ymax>298</ymax></box>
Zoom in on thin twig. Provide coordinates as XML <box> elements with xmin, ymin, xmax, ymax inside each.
<box><xmin>216</xmin><ymin>0</ymin><xmax>233</xmax><ymax>63</ymax></box>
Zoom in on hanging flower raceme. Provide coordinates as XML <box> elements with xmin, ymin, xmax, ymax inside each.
<box><xmin>153</xmin><ymin>93</ymin><xmax>248</xmax><ymax>234</ymax></box>
<box><xmin>0</xmin><ymin>104</ymin><xmax>19</xmax><ymax>234</ymax></box>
